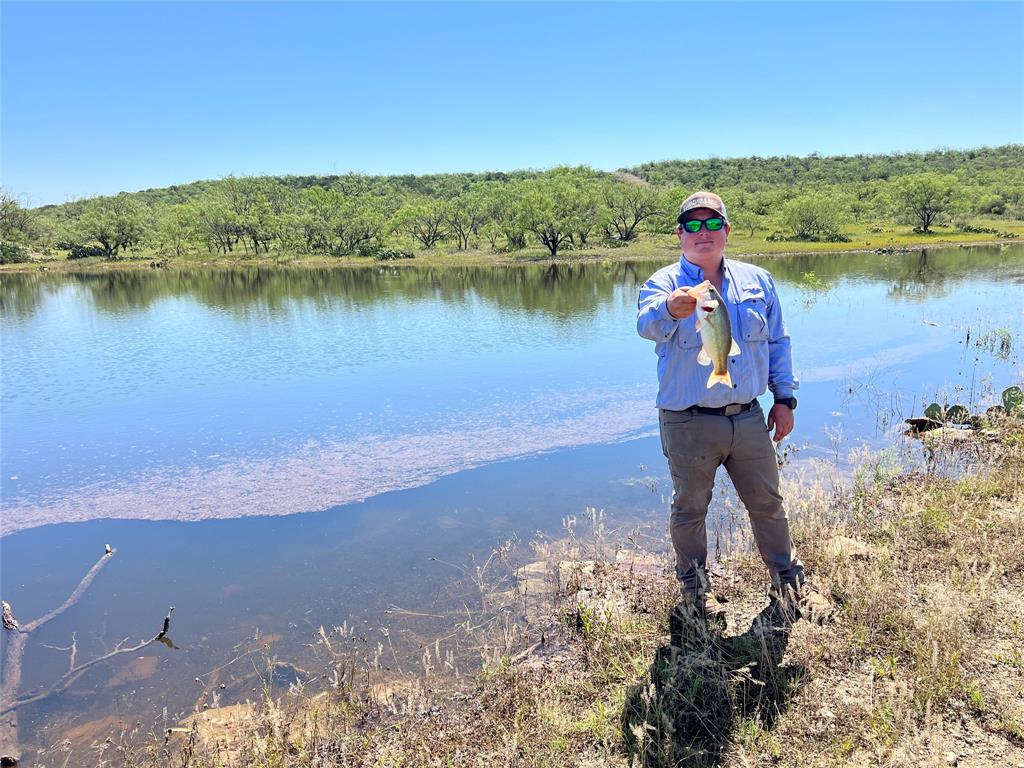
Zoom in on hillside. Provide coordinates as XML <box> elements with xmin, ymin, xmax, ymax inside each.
<box><xmin>626</xmin><ymin>145</ymin><xmax>1024</xmax><ymax>189</ymax></box>
<box><xmin>2</xmin><ymin>145</ymin><xmax>1022</xmax><ymax>265</ymax></box>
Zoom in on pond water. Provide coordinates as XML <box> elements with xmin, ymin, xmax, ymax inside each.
<box><xmin>2</xmin><ymin>244</ymin><xmax>1023</xmax><ymax>760</ymax></box>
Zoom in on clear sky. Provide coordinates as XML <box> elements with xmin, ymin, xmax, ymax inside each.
<box><xmin>2</xmin><ymin>1</ymin><xmax>1022</xmax><ymax>206</ymax></box>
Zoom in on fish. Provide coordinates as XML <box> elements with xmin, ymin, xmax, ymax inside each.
<box><xmin>687</xmin><ymin>280</ymin><xmax>741</xmax><ymax>388</ymax></box>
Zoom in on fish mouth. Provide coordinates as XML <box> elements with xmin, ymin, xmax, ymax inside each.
<box><xmin>700</xmin><ymin>301</ymin><xmax>718</xmax><ymax>313</ymax></box>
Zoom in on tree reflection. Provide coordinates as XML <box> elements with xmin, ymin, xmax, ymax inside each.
<box><xmin>3</xmin><ymin>262</ymin><xmax>661</xmax><ymax>322</ymax></box>
<box><xmin>1</xmin><ymin>244</ymin><xmax>1021</xmax><ymax>323</ymax></box>
<box><xmin>0</xmin><ymin>274</ymin><xmax>47</xmax><ymax>321</ymax></box>
<box><xmin>886</xmin><ymin>250</ymin><xmax>949</xmax><ymax>301</ymax></box>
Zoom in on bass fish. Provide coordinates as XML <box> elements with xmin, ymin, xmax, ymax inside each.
<box><xmin>687</xmin><ymin>281</ymin><xmax>741</xmax><ymax>388</ymax></box>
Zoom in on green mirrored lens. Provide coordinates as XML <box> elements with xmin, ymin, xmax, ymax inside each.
<box><xmin>681</xmin><ymin>217</ymin><xmax>725</xmax><ymax>233</ymax></box>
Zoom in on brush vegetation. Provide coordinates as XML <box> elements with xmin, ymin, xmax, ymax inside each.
<box><xmin>2</xmin><ymin>146</ymin><xmax>1023</xmax><ymax>268</ymax></box>
<box><xmin>66</xmin><ymin>414</ymin><xmax>1024</xmax><ymax>768</ymax></box>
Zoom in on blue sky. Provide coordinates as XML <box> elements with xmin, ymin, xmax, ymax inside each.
<box><xmin>2</xmin><ymin>1</ymin><xmax>1022</xmax><ymax>206</ymax></box>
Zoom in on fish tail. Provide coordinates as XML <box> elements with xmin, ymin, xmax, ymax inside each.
<box><xmin>706</xmin><ymin>370</ymin><xmax>734</xmax><ymax>389</ymax></box>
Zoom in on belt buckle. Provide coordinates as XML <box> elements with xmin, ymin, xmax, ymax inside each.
<box><xmin>724</xmin><ymin>403</ymin><xmax>742</xmax><ymax>416</ymax></box>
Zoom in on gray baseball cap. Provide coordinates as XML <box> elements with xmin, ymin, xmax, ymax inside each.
<box><xmin>678</xmin><ymin>191</ymin><xmax>728</xmax><ymax>223</ymax></box>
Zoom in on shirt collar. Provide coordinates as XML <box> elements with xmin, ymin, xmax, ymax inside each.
<box><xmin>679</xmin><ymin>254</ymin><xmax>727</xmax><ymax>284</ymax></box>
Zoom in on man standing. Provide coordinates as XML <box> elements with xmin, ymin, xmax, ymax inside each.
<box><xmin>637</xmin><ymin>191</ymin><xmax>827</xmax><ymax>627</ymax></box>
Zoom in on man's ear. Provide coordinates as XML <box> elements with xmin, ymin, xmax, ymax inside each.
<box><xmin>675</xmin><ymin>225</ymin><xmax>682</xmax><ymax>242</ymax></box>
<box><xmin>724</xmin><ymin>223</ymin><xmax>731</xmax><ymax>239</ymax></box>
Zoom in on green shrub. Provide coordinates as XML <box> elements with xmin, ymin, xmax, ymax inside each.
<box><xmin>0</xmin><ymin>241</ymin><xmax>30</xmax><ymax>264</ymax></box>
<box><xmin>779</xmin><ymin>194</ymin><xmax>847</xmax><ymax>241</ymax></box>
<box><xmin>356</xmin><ymin>243</ymin><xmax>415</xmax><ymax>261</ymax></box>
<box><xmin>977</xmin><ymin>195</ymin><xmax>1006</xmax><ymax>216</ymax></box>
<box><xmin>955</xmin><ymin>222</ymin><xmax>999</xmax><ymax>234</ymax></box>
<box><xmin>66</xmin><ymin>243</ymin><xmax>106</xmax><ymax>259</ymax></box>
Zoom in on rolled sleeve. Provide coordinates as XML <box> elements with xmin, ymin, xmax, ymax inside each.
<box><xmin>764</xmin><ymin>276</ymin><xmax>798</xmax><ymax>398</ymax></box>
<box><xmin>637</xmin><ymin>276</ymin><xmax>679</xmax><ymax>342</ymax></box>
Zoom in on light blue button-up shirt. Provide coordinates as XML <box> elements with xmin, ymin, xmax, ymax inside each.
<box><xmin>636</xmin><ymin>255</ymin><xmax>798</xmax><ymax>411</ymax></box>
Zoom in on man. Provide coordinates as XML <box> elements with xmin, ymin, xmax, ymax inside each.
<box><xmin>636</xmin><ymin>191</ymin><xmax>828</xmax><ymax>627</ymax></box>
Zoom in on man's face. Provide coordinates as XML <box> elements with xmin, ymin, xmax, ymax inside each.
<box><xmin>677</xmin><ymin>208</ymin><xmax>730</xmax><ymax>263</ymax></box>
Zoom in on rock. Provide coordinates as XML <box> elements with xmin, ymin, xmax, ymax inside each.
<box><xmin>614</xmin><ymin>549</ymin><xmax>666</xmax><ymax>576</ymax></box>
<box><xmin>921</xmin><ymin>426</ymin><xmax>975</xmax><ymax>446</ymax></box>
<box><xmin>60</xmin><ymin>715</ymin><xmax>130</xmax><ymax>745</ymax></box>
<box><xmin>106</xmin><ymin>656</ymin><xmax>159</xmax><ymax>687</ymax></box>
<box><xmin>824</xmin><ymin>536</ymin><xmax>872</xmax><ymax>560</ymax></box>
<box><xmin>517</xmin><ymin>560</ymin><xmax>550</xmax><ymax>595</ymax></box>
<box><xmin>905</xmin><ymin>416</ymin><xmax>941</xmax><ymax>434</ymax></box>
<box><xmin>183</xmin><ymin>702</ymin><xmax>254</xmax><ymax>762</ymax></box>
<box><xmin>558</xmin><ymin>560</ymin><xmax>595</xmax><ymax>580</ymax></box>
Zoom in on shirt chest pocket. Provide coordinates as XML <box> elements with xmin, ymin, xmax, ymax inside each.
<box><xmin>739</xmin><ymin>287</ymin><xmax>769</xmax><ymax>342</ymax></box>
<box><xmin>675</xmin><ymin>320</ymin><xmax>702</xmax><ymax>349</ymax></box>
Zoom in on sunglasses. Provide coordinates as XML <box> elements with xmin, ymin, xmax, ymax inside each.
<box><xmin>679</xmin><ymin>217</ymin><xmax>726</xmax><ymax>233</ymax></box>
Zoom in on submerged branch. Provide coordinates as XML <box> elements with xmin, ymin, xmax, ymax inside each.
<box><xmin>1</xmin><ymin>607</ymin><xmax>175</xmax><ymax>716</ymax></box>
<box><xmin>1</xmin><ymin>546</ymin><xmax>119</xmax><ymax>766</ymax></box>
<box><xmin>24</xmin><ymin>548</ymin><xmax>116</xmax><ymax>634</ymax></box>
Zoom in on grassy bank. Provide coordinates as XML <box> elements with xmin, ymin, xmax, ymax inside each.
<box><xmin>4</xmin><ymin>218</ymin><xmax>1023</xmax><ymax>275</ymax></box>
<box><xmin>72</xmin><ymin>416</ymin><xmax>1024</xmax><ymax>768</ymax></box>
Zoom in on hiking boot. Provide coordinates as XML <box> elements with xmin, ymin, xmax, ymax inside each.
<box><xmin>770</xmin><ymin>582</ymin><xmax>833</xmax><ymax>625</ymax></box>
<box><xmin>679</xmin><ymin>590</ymin><xmax>728</xmax><ymax>630</ymax></box>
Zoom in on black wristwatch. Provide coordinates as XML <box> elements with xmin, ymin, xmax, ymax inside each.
<box><xmin>774</xmin><ymin>396</ymin><xmax>798</xmax><ymax>410</ymax></box>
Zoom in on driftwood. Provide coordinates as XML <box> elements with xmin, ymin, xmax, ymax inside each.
<box><xmin>0</xmin><ymin>546</ymin><xmax>176</xmax><ymax>766</ymax></box>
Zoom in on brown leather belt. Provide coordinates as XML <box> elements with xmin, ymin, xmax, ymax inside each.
<box><xmin>685</xmin><ymin>400</ymin><xmax>758</xmax><ymax>417</ymax></box>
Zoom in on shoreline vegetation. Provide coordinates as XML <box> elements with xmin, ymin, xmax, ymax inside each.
<box><xmin>2</xmin><ymin>145</ymin><xmax>1022</xmax><ymax>272</ymax></box>
<box><xmin>24</xmin><ymin>415</ymin><xmax>1024</xmax><ymax>767</ymax></box>
<box><xmin>2</xmin><ymin>229</ymin><xmax>1024</xmax><ymax>275</ymax></box>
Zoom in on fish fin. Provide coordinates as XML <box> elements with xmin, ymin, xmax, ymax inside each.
<box><xmin>706</xmin><ymin>370</ymin><xmax>734</xmax><ymax>389</ymax></box>
<box><xmin>729</xmin><ymin>338</ymin><xmax>741</xmax><ymax>356</ymax></box>
<box><xmin>697</xmin><ymin>346</ymin><xmax>712</xmax><ymax>366</ymax></box>
<box><xmin>695</xmin><ymin>316</ymin><xmax>701</xmax><ymax>332</ymax></box>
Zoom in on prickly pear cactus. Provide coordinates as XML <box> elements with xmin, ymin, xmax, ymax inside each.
<box><xmin>945</xmin><ymin>405</ymin><xmax>971</xmax><ymax>425</ymax></box>
<box><xmin>1002</xmin><ymin>386</ymin><xmax>1023</xmax><ymax>417</ymax></box>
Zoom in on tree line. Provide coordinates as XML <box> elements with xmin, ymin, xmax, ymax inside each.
<box><xmin>1</xmin><ymin>146</ymin><xmax>1022</xmax><ymax>264</ymax></box>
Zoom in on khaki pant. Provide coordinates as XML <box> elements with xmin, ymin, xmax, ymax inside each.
<box><xmin>659</xmin><ymin>402</ymin><xmax>803</xmax><ymax>597</ymax></box>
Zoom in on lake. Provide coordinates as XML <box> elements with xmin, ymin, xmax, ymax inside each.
<box><xmin>2</xmin><ymin>244</ymin><xmax>1023</xmax><ymax>761</ymax></box>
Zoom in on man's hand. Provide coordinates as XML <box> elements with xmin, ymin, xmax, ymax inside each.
<box><xmin>666</xmin><ymin>287</ymin><xmax>697</xmax><ymax>320</ymax></box>
<box><xmin>767</xmin><ymin>404</ymin><xmax>794</xmax><ymax>443</ymax></box>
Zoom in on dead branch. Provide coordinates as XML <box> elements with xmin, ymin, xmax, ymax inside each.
<box><xmin>1</xmin><ymin>607</ymin><xmax>175</xmax><ymax>716</ymax></box>
<box><xmin>1</xmin><ymin>602</ymin><xmax>17</xmax><ymax>631</ymax></box>
<box><xmin>1</xmin><ymin>546</ymin><xmax>118</xmax><ymax>766</ymax></box>
<box><xmin>22</xmin><ymin>547</ymin><xmax>116</xmax><ymax>634</ymax></box>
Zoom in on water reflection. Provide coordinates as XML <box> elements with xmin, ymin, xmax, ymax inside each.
<box><xmin>885</xmin><ymin>250</ymin><xmax>949</xmax><ymax>300</ymax></box>
<box><xmin>2</xmin><ymin>245</ymin><xmax>1023</xmax><ymax>520</ymax></box>
<box><xmin>4</xmin><ymin>246</ymin><xmax>1018</xmax><ymax>325</ymax></box>
<box><xmin>754</xmin><ymin>244</ymin><xmax>1013</xmax><ymax>285</ymax></box>
<box><xmin>3</xmin><ymin>261</ymin><xmax>658</xmax><ymax>323</ymax></box>
<box><xmin>0</xmin><ymin>274</ymin><xmax>47</xmax><ymax>320</ymax></box>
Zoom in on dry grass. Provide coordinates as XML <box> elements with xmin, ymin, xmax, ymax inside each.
<box><xmin>770</xmin><ymin>416</ymin><xmax>1024</xmax><ymax>767</ymax></box>
<box><xmin>63</xmin><ymin>419</ymin><xmax>1024</xmax><ymax>768</ymax></box>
